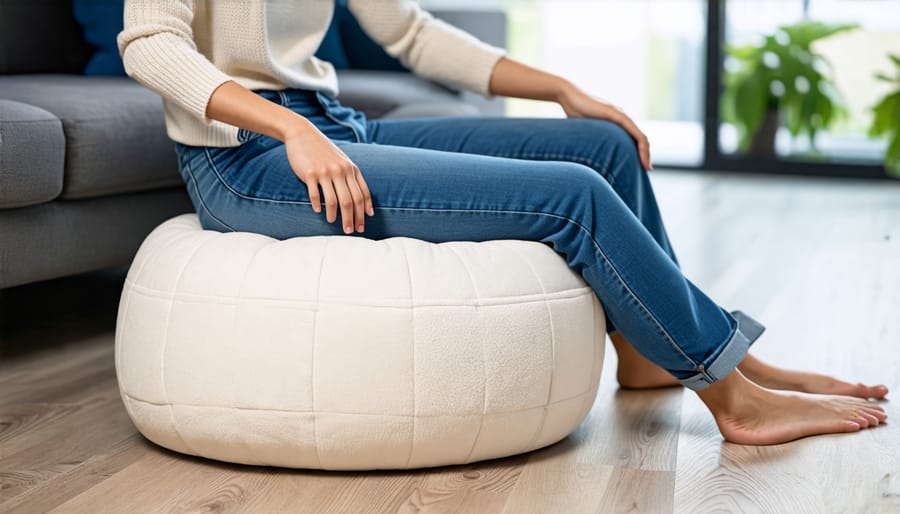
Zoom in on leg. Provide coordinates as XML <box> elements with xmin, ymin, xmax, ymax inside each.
<box><xmin>369</xmin><ymin>117</ymin><xmax>889</xmax><ymax>399</ymax></box>
<box><xmin>180</xmin><ymin>135</ymin><xmax>749</xmax><ymax>383</ymax></box>
<box><xmin>369</xmin><ymin>117</ymin><xmax>686</xmax><ymax>387</ymax></box>
<box><xmin>176</xmin><ymin>138</ymin><xmax>885</xmax><ymax>444</ymax></box>
<box><xmin>367</xmin><ymin>117</ymin><xmax>677</xmax><ymax>261</ymax></box>
<box><xmin>699</xmin><ymin>370</ymin><xmax>887</xmax><ymax>445</ymax></box>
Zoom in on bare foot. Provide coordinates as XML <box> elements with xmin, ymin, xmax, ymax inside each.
<box><xmin>611</xmin><ymin>334</ymin><xmax>890</xmax><ymax>400</ymax></box>
<box><xmin>611</xmin><ymin>333</ymin><xmax>680</xmax><ymax>389</ymax></box>
<box><xmin>698</xmin><ymin>370</ymin><xmax>888</xmax><ymax>445</ymax></box>
<box><xmin>738</xmin><ymin>354</ymin><xmax>890</xmax><ymax>400</ymax></box>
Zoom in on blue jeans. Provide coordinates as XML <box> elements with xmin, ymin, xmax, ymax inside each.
<box><xmin>175</xmin><ymin>89</ymin><xmax>764</xmax><ymax>390</ymax></box>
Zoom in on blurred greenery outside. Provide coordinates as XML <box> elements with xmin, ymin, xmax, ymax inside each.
<box><xmin>494</xmin><ymin>0</ymin><xmax>899</xmax><ymax>168</ymax></box>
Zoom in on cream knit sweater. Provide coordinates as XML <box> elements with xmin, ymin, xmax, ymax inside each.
<box><xmin>117</xmin><ymin>0</ymin><xmax>506</xmax><ymax>147</ymax></box>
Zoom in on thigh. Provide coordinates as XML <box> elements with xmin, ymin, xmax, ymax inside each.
<box><xmin>184</xmin><ymin>135</ymin><xmax>633</xmax><ymax>244</ymax></box>
<box><xmin>367</xmin><ymin>116</ymin><xmax>642</xmax><ymax>185</ymax></box>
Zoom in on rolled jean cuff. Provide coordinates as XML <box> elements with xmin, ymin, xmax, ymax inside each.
<box><xmin>678</xmin><ymin>310</ymin><xmax>766</xmax><ymax>391</ymax></box>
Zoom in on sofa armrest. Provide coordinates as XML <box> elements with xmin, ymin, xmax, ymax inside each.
<box><xmin>0</xmin><ymin>100</ymin><xmax>65</xmax><ymax>209</ymax></box>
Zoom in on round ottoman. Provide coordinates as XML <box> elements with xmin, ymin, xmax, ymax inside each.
<box><xmin>116</xmin><ymin>214</ymin><xmax>605</xmax><ymax>470</ymax></box>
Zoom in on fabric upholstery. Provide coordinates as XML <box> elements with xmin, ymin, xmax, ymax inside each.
<box><xmin>116</xmin><ymin>214</ymin><xmax>605</xmax><ymax>470</ymax></box>
<box><xmin>0</xmin><ymin>75</ymin><xmax>182</xmax><ymax>199</ymax></box>
<box><xmin>0</xmin><ymin>188</ymin><xmax>192</xmax><ymax>289</ymax></box>
<box><xmin>314</xmin><ymin>2</ymin><xmax>351</xmax><ymax>70</ymax></box>
<box><xmin>380</xmin><ymin>102</ymin><xmax>480</xmax><ymax>119</ymax></box>
<box><xmin>72</xmin><ymin>0</ymin><xmax>127</xmax><ymax>76</ymax></box>
<box><xmin>335</xmin><ymin>70</ymin><xmax>462</xmax><ymax>119</ymax></box>
<box><xmin>314</xmin><ymin>0</ymin><xmax>406</xmax><ymax>72</ymax></box>
<box><xmin>0</xmin><ymin>100</ymin><xmax>65</xmax><ymax>209</ymax></box>
<box><xmin>0</xmin><ymin>0</ymin><xmax>92</xmax><ymax>74</ymax></box>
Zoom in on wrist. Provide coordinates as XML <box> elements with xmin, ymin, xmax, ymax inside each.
<box><xmin>275</xmin><ymin>111</ymin><xmax>315</xmax><ymax>142</ymax></box>
<box><xmin>553</xmin><ymin>78</ymin><xmax>578</xmax><ymax>105</ymax></box>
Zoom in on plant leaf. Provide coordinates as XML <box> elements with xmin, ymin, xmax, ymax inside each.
<box><xmin>885</xmin><ymin>131</ymin><xmax>900</xmax><ymax>177</ymax></box>
<box><xmin>726</xmin><ymin>44</ymin><xmax>761</xmax><ymax>61</ymax></box>
<box><xmin>890</xmin><ymin>54</ymin><xmax>900</xmax><ymax>69</ymax></box>
<box><xmin>781</xmin><ymin>21</ymin><xmax>859</xmax><ymax>49</ymax></box>
<box><xmin>732</xmin><ymin>72</ymin><xmax>768</xmax><ymax>150</ymax></box>
<box><xmin>869</xmin><ymin>91</ymin><xmax>900</xmax><ymax>137</ymax></box>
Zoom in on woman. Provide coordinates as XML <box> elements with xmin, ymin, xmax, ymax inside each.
<box><xmin>118</xmin><ymin>0</ymin><xmax>887</xmax><ymax>445</ymax></box>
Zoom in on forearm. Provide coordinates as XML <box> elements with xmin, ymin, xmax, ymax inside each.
<box><xmin>489</xmin><ymin>57</ymin><xmax>653</xmax><ymax>170</ymax></box>
<box><xmin>205</xmin><ymin>81</ymin><xmax>313</xmax><ymax>141</ymax></box>
<box><xmin>488</xmin><ymin>56</ymin><xmax>574</xmax><ymax>102</ymax></box>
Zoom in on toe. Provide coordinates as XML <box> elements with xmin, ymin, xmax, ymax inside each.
<box><xmin>858</xmin><ymin>411</ymin><xmax>880</xmax><ymax>427</ymax></box>
<box><xmin>869</xmin><ymin>384</ymin><xmax>889</xmax><ymax>398</ymax></box>
<box><xmin>853</xmin><ymin>383</ymin><xmax>889</xmax><ymax>399</ymax></box>
<box><xmin>862</xmin><ymin>406</ymin><xmax>888</xmax><ymax>422</ymax></box>
<box><xmin>841</xmin><ymin>420</ymin><xmax>862</xmax><ymax>432</ymax></box>
<box><xmin>850</xmin><ymin>414</ymin><xmax>871</xmax><ymax>428</ymax></box>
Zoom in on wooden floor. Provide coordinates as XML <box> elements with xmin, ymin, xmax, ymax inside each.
<box><xmin>2</xmin><ymin>170</ymin><xmax>899</xmax><ymax>513</ymax></box>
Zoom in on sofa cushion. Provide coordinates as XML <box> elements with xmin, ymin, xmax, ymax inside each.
<box><xmin>72</xmin><ymin>0</ymin><xmax>127</xmax><ymax>76</ymax></box>
<box><xmin>381</xmin><ymin>102</ymin><xmax>480</xmax><ymax>119</ymax></box>
<box><xmin>0</xmin><ymin>100</ymin><xmax>65</xmax><ymax>209</ymax></box>
<box><xmin>335</xmin><ymin>70</ymin><xmax>463</xmax><ymax>119</ymax></box>
<box><xmin>337</xmin><ymin>4</ymin><xmax>407</xmax><ymax>72</ymax></box>
<box><xmin>0</xmin><ymin>75</ymin><xmax>182</xmax><ymax>199</ymax></box>
<box><xmin>0</xmin><ymin>0</ymin><xmax>93</xmax><ymax>74</ymax></box>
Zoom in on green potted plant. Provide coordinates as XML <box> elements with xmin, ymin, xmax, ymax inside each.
<box><xmin>869</xmin><ymin>55</ymin><xmax>900</xmax><ymax>177</ymax></box>
<box><xmin>721</xmin><ymin>21</ymin><xmax>858</xmax><ymax>157</ymax></box>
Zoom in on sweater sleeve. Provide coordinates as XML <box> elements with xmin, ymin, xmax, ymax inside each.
<box><xmin>117</xmin><ymin>0</ymin><xmax>233</xmax><ymax>121</ymax></box>
<box><xmin>346</xmin><ymin>0</ymin><xmax>507</xmax><ymax>96</ymax></box>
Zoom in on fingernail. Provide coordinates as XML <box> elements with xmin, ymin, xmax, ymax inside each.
<box><xmin>367</xmin><ymin>207</ymin><xmax>374</xmax><ymax>216</ymax></box>
<box><xmin>357</xmin><ymin>224</ymin><xmax>364</xmax><ymax>232</ymax></box>
<box><xmin>344</xmin><ymin>226</ymin><xmax>352</xmax><ymax>234</ymax></box>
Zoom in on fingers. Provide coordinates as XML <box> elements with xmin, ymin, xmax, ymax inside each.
<box><xmin>356</xmin><ymin>167</ymin><xmax>375</xmax><ymax>217</ymax></box>
<box><xmin>331</xmin><ymin>172</ymin><xmax>356</xmax><ymax>234</ymax></box>
<box><xmin>345</xmin><ymin>167</ymin><xmax>368</xmax><ymax>233</ymax></box>
<box><xmin>335</xmin><ymin>171</ymin><xmax>365</xmax><ymax>234</ymax></box>
<box><xmin>320</xmin><ymin>176</ymin><xmax>339</xmax><ymax>224</ymax></box>
<box><xmin>302</xmin><ymin>159</ymin><xmax>373</xmax><ymax>234</ymax></box>
<box><xmin>306</xmin><ymin>178</ymin><xmax>322</xmax><ymax>214</ymax></box>
<box><xmin>303</xmin><ymin>167</ymin><xmax>372</xmax><ymax>234</ymax></box>
<box><xmin>613</xmin><ymin>112</ymin><xmax>653</xmax><ymax>171</ymax></box>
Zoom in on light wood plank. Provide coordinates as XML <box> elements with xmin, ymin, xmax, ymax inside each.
<box><xmin>0</xmin><ymin>434</ymin><xmax>147</xmax><ymax>514</ymax></box>
<box><xmin>669</xmin><ymin>172</ymin><xmax>900</xmax><ymax>514</ymax></box>
<box><xmin>500</xmin><ymin>348</ymin><xmax>681</xmax><ymax>513</ymax></box>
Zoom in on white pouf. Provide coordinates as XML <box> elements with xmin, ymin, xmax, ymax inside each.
<box><xmin>116</xmin><ymin>214</ymin><xmax>605</xmax><ymax>470</ymax></box>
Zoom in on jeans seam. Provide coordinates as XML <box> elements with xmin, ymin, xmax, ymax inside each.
<box><xmin>200</xmin><ymin>147</ymin><xmax>694</xmax><ymax>370</ymax></box>
<box><xmin>184</xmin><ymin>154</ymin><xmax>238</xmax><ymax>232</ymax></box>
<box><xmin>203</xmin><ymin>147</ymin><xmax>313</xmax><ymax>207</ymax></box>
<box><xmin>317</xmin><ymin>92</ymin><xmax>363</xmax><ymax>143</ymax></box>
<box><xmin>490</xmin><ymin>151</ymin><xmax>616</xmax><ymax>188</ymax></box>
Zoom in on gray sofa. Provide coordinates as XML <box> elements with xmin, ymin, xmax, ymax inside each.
<box><xmin>0</xmin><ymin>1</ymin><xmax>505</xmax><ymax>289</ymax></box>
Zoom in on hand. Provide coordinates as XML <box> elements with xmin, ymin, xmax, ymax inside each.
<box><xmin>557</xmin><ymin>84</ymin><xmax>652</xmax><ymax>171</ymax></box>
<box><xmin>284</xmin><ymin>121</ymin><xmax>374</xmax><ymax>234</ymax></box>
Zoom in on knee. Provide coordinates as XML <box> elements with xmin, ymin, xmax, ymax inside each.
<box><xmin>550</xmin><ymin>161</ymin><xmax>619</xmax><ymax>204</ymax></box>
<box><xmin>589</xmin><ymin>120</ymin><xmax>640</xmax><ymax>160</ymax></box>
<box><xmin>574</xmin><ymin>119</ymin><xmax>642</xmax><ymax>178</ymax></box>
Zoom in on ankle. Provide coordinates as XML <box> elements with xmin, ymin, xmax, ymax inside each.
<box><xmin>697</xmin><ymin>370</ymin><xmax>763</xmax><ymax>416</ymax></box>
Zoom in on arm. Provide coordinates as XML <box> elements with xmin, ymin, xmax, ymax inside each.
<box><xmin>206</xmin><ymin>83</ymin><xmax>374</xmax><ymax>234</ymax></box>
<box><xmin>118</xmin><ymin>0</ymin><xmax>371</xmax><ymax>234</ymax></box>
<box><xmin>488</xmin><ymin>57</ymin><xmax>653</xmax><ymax>171</ymax></box>
<box><xmin>346</xmin><ymin>0</ymin><xmax>506</xmax><ymax>96</ymax></box>
<box><xmin>346</xmin><ymin>1</ymin><xmax>651</xmax><ymax>170</ymax></box>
